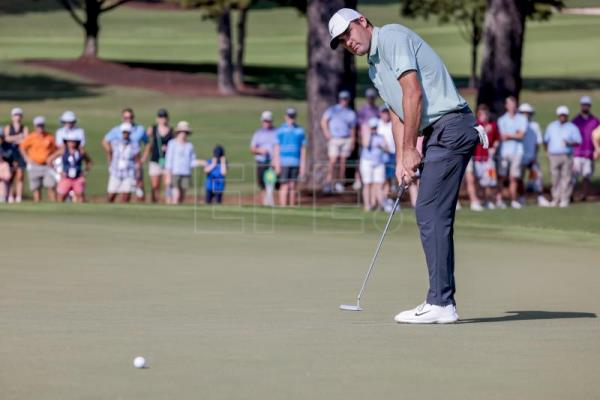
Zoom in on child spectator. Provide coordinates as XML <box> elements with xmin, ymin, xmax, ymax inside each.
<box><xmin>204</xmin><ymin>145</ymin><xmax>227</xmax><ymax>204</ymax></box>
<box><xmin>542</xmin><ymin>106</ymin><xmax>581</xmax><ymax>208</ymax></box>
<box><xmin>107</xmin><ymin>123</ymin><xmax>141</xmax><ymax>203</ymax></box>
<box><xmin>164</xmin><ymin>121</ymin><xmax>198</xmax><ymax>205</ymax></box>
<box><xmin>56</xmin><ymin>135</ymin><xmax>92</xmax><ymax>203</ymax></box>
<box><xmin>3</xmin><ymin>107</ymin><xmax>29</xmax><ymax>203</ymax></box>
<box><xmin>147</xmin><ymin>108</ymin><xmax>174</xmax><ymax>203</ymax></box>
<box><xmin>360</xmin><ymin>117</ymin><xmax>388</xmax><ymax>211</ymax></box>
<box><xmin>274</xmin><ymin>108</ymin><xmax>306</xmax><ymax>207</ymax></box>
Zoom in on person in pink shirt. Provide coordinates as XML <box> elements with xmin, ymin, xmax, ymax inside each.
<box><xmin>571</xmin><ymin>96</ymin><xmax>599</xmax><ymax>201</ymax></box>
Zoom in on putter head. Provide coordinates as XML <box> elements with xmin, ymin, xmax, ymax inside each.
<box><xmin>340</xmin><ymin>304</ymin><xmax>362</xmax><ymax>311</ymax></box>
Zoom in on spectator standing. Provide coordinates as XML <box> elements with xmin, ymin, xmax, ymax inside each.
<box><xmin>55</xmin><ymin>111</ymin><xmax>86</xmax><ymax>149</ymax></box>
<box><xmin>204</xmin><ymin>145</ymin><xmax>227</xmax><ymax>205</ymax></box>
<box><xmin>250</xmin><ymin>111</ymin><xmax>278</xmax><ymax>205</ymax></box>
<box><xmin>19</xmin><ymin>116</ymin><xmax>60</xmax><ymax>202</ymax></box>
<box><xmin>3</xmin><ymin>107</ymin><xmax>29</xmax><ymax>203</ymax></box>
<box><xmin>377</xmin><ymin>107</ymin><xmax>395</xmax><ymax>203</ymax></box>
<box><xmin>543</xmin><ymin>106</ymin><xmax>581</xmax><ymax>208</ymax></box>
<box><xmin>518</xmin><ymin>103</ymin><xmax>548</xmax><ymax>206</ymax></box>
<box><xmin>360</xmin><ymin>117</ymin><xmax>388</xmax><ymax>211</ymax></box>
<box><xmin>321</xmin><ymin>90</ymin><xmax>357</xmax><ymax>193</ymax></box>
<box><xmin>107</xmin><ymin>123</ymin><xmax>141</xmax><ymax>203</ymax></box>
<box><xmin>147</xmin><ymin>108</ymin><xmax>174</xmax><ymax>203</ymax></box>
<box><xmin>497</xmin><ymin>96</ymin><xmax>527</xmax><ymax>209</ymax></box>
<box><xmin>466</xmin><ymin>104</ymin><xmax>501</xmax><ymax>210</ymax></box>
<box><xmin>0</xmin><ymin>132</ymin><xmax>16</xmax><ymax>202</ymax></box>
<box><xmin>571</xmin><ymin>96</ymin><xmax>599</xmax><ymax>201</ymax></box>
<box><xmin>164</xmin><ymin>121</ymin><xmax>198</xmax><ymax>205</ymax></box>
<box><xmin>274</xmin><ymin>108</ymin><xmax>306</xmax><ymax>207</ymax></box>
<box><xmin>103</xmin><ymin>108</ymin><xmax>148</xmax><ymax>201</ymax></box>
<box><xmin>56</xmin><ymin>135</ymin><xmax>92</xmax><ymax>203</ymax></box>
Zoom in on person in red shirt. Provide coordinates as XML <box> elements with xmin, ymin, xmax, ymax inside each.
<box><xmin>465</xmin><ymin>104</ymin><xmax>501</xmax><ymax>210</ymax></box>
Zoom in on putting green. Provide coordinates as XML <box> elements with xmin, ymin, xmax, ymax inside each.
<box><xmin>1</xmin><ymin>203</ymin><xmax>599</xmax><ymax>399</ymax></box>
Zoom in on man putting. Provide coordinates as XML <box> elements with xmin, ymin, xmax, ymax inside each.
<box><xmin>329</xmin><ymin>8</ymin><xmax>480</xmax><ymax>324</ymax></box>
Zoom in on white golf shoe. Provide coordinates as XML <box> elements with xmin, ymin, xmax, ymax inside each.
<box><xmin>394</xmin><ymin>302</ymin><xmax>459</xmax><ymax>324</ymax></box>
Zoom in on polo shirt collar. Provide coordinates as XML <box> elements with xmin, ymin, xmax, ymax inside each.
<box><xmin>368</xmin><ymin>27</ymin><xmax>380</xmax><ymax>60</ymax></box>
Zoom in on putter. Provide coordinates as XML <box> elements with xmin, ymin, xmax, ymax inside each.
<box><xmin>340</xmin><ymin>182</ymin><xmax>409</xmax><ymax>312</ymax></box>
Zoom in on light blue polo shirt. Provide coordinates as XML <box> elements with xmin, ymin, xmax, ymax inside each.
<box><xmin>544</xmin><ymin>120</ymin><xmax>581</xmax><ymax>156</ymax></box>
<box><xmin>367</xmin><ymin>25</ymin><xmax>467</xmax><ymax>131</ymax></box>
<box><xmin>276</xmin><ymin>123</ymin><xmax>305</xmax><ymax>167</ymax></box>
<box><xmin>497</xmin><ymin>113</ymin><xmax>528</xmax><ymax>157</ymax></box>
<box><xmin>104</xmin><ymin>123</ymin><xmax>148</xmax><ymax>147</ymax></box>
<box><xmin>323</xmin><ymin>104</ymin><xmax>357</xmax><ymax>138</ymax></box>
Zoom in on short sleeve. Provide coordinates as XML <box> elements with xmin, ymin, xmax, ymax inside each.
<box><xmin>189</xmin><ymin>144</ymin><xmax>197</xmax><ymax>167</ymax></box>
<box><xmin>250</xmin><ymin>132</ymin><xmax>258</xmax><ymax>147</ymax></box>
<box><xmin>349</xmin><ymin>110</ymin><xmax>358</xmax><ymax>126</ymax></box>
<box><xmin>165</xmin><ymin>141</ymin><xmax>174</xmax><ymax>170</ymax></box>
<box><xmin>380</xmin><ymin>33</ymin><xmax>417</xmax><ymax>78</ymax></box>
<box><xmin>543</xmin><ymin>126</ymin><xmax>551</xmax><ymax>143</ymax></box>
<box><xmin>518</xmin><ymin>116</ymin><xmax>528</xmax><ymax>132</ymax></box>
<box><xmin>299</xmin><ymin>129</ymin><xmax>306</xmax><ymax>146</ymax></box>
<box><xmin>275</xmin><ymin>130</ymin><xmax>282</xmax><ymax>145</ymax></box>
<box><xmin>323</xmin><ymin>107</ymin><xmax>333</xmax><ymax>120</ymax></box>
<box><xmin>571</xmin><ymin>125</ymin><xmax>582</xmax><ymax>144</ymax></box>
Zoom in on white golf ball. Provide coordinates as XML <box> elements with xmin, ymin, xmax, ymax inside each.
<box><xmin>133</xmin><ymin>356</ymin><xmax>146</xmax><ymax>369</ymax></box>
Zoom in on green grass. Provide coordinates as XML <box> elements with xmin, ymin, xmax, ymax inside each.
<box><xmin>1</xmin><ymin>204</ymin><xmax>599</xmax><ymax>399</ymax></box>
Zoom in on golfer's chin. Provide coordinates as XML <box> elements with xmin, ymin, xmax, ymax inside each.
<box><xmin>344</xmin><ymin>45</ymin><xmax>368</xmax><ymax>56</ymax></box>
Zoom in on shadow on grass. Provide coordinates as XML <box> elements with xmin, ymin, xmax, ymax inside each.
<box><xmin>459</xmin><ymin>310</ymin><xmax>597</xmax><ymax>324</ymax></box>
<box><xmin>0</xmin><ymin>73</ymin><xmax>100</xmax><ymax>101</ymax></box>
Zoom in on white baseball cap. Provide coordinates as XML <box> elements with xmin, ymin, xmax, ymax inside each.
<box><xmin>368</xmin><ymin>117</ymin><xmax>379</xmax><ymax>129</ymax></box>
<box><xmin>260</xmin><ymin>110</ymin><xmax>273</xmax><ymax>121</ymax></box>
<box><xmin>556</xmin><ymin>105</ymin><xmax>569</xmax><ymax>116</ymax></box>
<box><xmin>11</xmin><ymin>107</ymin><xmax>23</xmax><ymax>116</ymax></box>
<box><xmin>328</xmin><ymin>8</ymin><xmax>363</xmax><ymax>50</ymax></box>
<box><xmin>120</xmin><ymin>122</ymin><xmax>133</xmax><ymax>132</ymax></box>
<box><xmin>518</xmin><ymin>103</ymin><xmax>534</xmax><ymax>113</ymax></box>
<box><xmin>580</xmin><ymin>95</ymin><xmax>592</xmax><ymax>105</ymax></box>
<box><xmin>33</xmin><ymin>116</ymin><xmax>45</xmax><ymax>126</ymax></box>
<box><xmin>61</xmin><ymin>110</ymin><xmax>76</xmax><ymax>123</ymax></box>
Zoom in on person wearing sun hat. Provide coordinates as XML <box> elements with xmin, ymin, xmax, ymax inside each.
<box><xmin>571</xmin><ymin>96</ymin><xmax>599</xmax><ymax>201</ymax></box>
<box><xmin>542</xmin><ymin>106</ymin><xmax>581</xmax><ymax>207</ymax></box>
<box><xmin>164</xmin><ymin>121</ymin><xmax>200</xmax><ymax>204</ymax></box>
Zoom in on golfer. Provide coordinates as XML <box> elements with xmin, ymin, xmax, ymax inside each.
<box><xmin>329</xmin><ymin>8</ymin><xmax>480</xmax><ymax>323</ymax></box>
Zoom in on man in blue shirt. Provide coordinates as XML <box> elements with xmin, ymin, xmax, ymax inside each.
<box><xmin>543</xmin><ymin>106</ymin><xmax>582</xmax><ymax>208</ymax></box>
<box><xmin>321</xmin><ymin>90</ymin><xmax>357</xmax><ymax>193</ymax></box>
<box><xmin>102</xmin><ymin>108</ymin><xmax>148</xmax><ymax>202</ymax></box>
<box><xmin>274</xmin><ymin>108</ymin><xmax>306</xmax><ymax>207</ymax></box>
<box><xmin>329</xmin><ymin>8</ymin><xmax>480</xmax><ymax>323</ymax></box>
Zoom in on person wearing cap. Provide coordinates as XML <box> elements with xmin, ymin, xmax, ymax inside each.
<box><xmin>107</xmin><ymin>122</ymin><xmax>142</xmax><ymax>203</ymax></box>
<box><xmin>204</xmin><ymin>145</ymin><xmax>228</xmax><ymax>204</ymax></box>
<box><xmin>360</xmin><ymin>117</ymin><xmax>388</xmax><ymax>211</ymax></box>
<box><xmin>147</xmin><ymin>108</ymin><xmax>174</xmax><ymax>203</ymax></box>
<box><xmin>542</xmin><ymin>106</ymin><xmax>581</xmax><ymax>208</ymax></box>
<box><xmin>571</xmin><ymin>96</ymin><xmax>599</xmax><ymax>201</ymax></box>
<box><xmin>3</xmin><ymin>107</ymin><xmax>29</xmax><ymax>203</ymax></box>
<box><xmin>329</xmin><ymin>8</ymin><xmax>481</xmax><ymax>323</ymax></box>
<box><xmin>55</xmin><ymin>111</ymin><xmax>86</xmax><ymax>150</ymax></box>
<box><xmin>321</xmin><ymin>90</ymin><xmax>358</xmax><ymax>193</ymax></box>
<box><xmin>274</xmin><ymin>108</ymin><xmax>306</xmax><ymax>207</ymax></box>
<box><xmin>496</xmin><ymin>96</ymin><xmax>528</xmax><ymax>209</ymax></box>
<box><xmin>164</xmin><ymin>121</ymin><xmax>200</xmax><ymax>205</ymax></box>
<box><xmin>56</xmin><ymin>134</ymin><xmax>92</xmax><ymax>203</ymax></box>
<box><xmin>0</xmin><ymin>131</ymin><xmax>17</xmax><ymax>203</ymax></box>
<box><xmin>19</xmin><ymin>116</ymin><xmax>60</xmax><ymax>202</ymax></box>
<box><xmin>250</xmin><ymin>110</ymin><xmax>278</xmax><ymax>205</ymax></box>
<box><xmin>518</xmin><ymin>102</ymin><xmax>548</xmax><ymax>206</ymax></box>
<box><xmin>103</xmin><ymin>108</ymin><xmax>148</xmax><ymax>201</ymax></box>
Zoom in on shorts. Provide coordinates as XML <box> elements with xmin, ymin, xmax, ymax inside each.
<box><xmin>384</xmin><ymin>153</ymin><xmax>396</xmax><ymax>179</ymax></box>
<box><xmin>57</xmin><ymin>176</ymin><xmax>86</xmax><ymax>195</ymax></box>
<box><xmin>27</xmin><ymin>163</ymin><xmax>56</xmax><ymax>191</ymax></box>
<box><xmin>171</xmin><ymin>175</ymin><xmax>191</xmax><ymax>190</ymax></box>
<box><xmin>279</xmin><ymin>166</ymin><xmax>299</xmax><ymax>184</ymax></box>
<box><xmin>13</xmin><ymin>146</ymin><xmax>26</xmax><ymax>169</ymax></box>
<box><xmin>256</xmin><ymin>162</ymin><xmax>279</xmax><ymax>190</ymax></box>
<box><xmin>467</xmin><ymin>158</ymin><xmax>497</xmax><ymax>187</ymax></box>
<box><xmin>498</xmin><ymin>153</ymin><xmax>523</xmax><ymax>178</ymax></box>
<box><xmin>573</xmin><ymin>157</ymin><xmax>594</xmax><ymax>179</ymax></box>
<box><xmin>148</xmin><ymin>161</ymin><xmax>165</xmax><ymax>177</ymax></box>
<box><xmin>328</xmin><ymin>137</ymin><xmax>353</xmax><ymax>159</ymax></box>
<box><xmin>359</xmin><ymin>159</ymin><xmax>385</xmax><ymax>184</ymax></box>
<box><xmin>107</xmin><ymin>176</ymin><xmax>136</xmax><ymax>194</ymax></box>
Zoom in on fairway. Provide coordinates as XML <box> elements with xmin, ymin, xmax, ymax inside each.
<box><xmin>1</xmin><ymin>204</ymin><xmax>599</xmax><ymax>399</ymax></box>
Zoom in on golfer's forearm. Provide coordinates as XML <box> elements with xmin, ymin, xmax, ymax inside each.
<box><xmin>402</xmin><ymin>92</ymin><xmax>421</xmax><ymax>150</ymax></box>
<box><xmin>391</xmin><ymin>117</ymin><xmax>405</xmax><ymax>161</ymax></box>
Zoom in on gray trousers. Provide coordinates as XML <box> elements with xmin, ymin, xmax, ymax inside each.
<box><xmin>548</xmin><ymin>154</ymin><xmax>574</xmax><ymax>204</ymax></box>
<box><xmin>416</xmin><ymin>109</ymin><xmax>478</xmax><ymax>306</ymax></box>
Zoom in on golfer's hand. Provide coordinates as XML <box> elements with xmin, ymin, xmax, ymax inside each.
<box><xmin>402</xmin><ymin>147</ymin><xmax>422</xmax><ymax>183</ymax></box>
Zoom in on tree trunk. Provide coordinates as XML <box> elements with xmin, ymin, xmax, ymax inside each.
<box><xmin>81</xmin><ymin>0</ymin><xmax>101</xmax><ymax>59</ymax></box>
<box><xmin>468</xmin><ymin>13</ymin><xmax>480</xmax><ymax>89</ymax></box>
<box><xmin>234</xmin><ymin>5</ymin><xmax>248</xmax><ymax>89</ymax></box>
<box><xmin>217</xmin><ymin>7</ymin><xmax>236</xmax><ymax>95</ymax></box>
<box><xmin>477</xmin><ymin>0</ymin><xmax>527</xmax><ymax>116</ymax></box>
<box><xmin>305</xmin><ymin>0</ymin><xmax>353</xmax><ymax>190</ymax></box>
